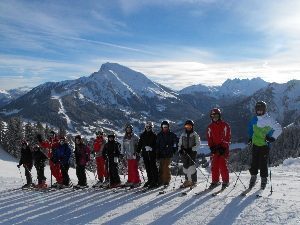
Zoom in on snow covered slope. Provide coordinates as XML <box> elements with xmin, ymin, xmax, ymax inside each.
<box><xmin>1</xmin><ymin>146</ymin><xmax>299</xmax><ymax>224</ymax></box>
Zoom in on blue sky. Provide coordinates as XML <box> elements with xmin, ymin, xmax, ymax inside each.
<box><xmin>0</xmin><ymin>0</ymin><xmax>299</xmax><ymax>90</ymax></box>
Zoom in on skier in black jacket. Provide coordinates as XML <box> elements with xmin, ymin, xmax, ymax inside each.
<box><xmin>102</xmin><ymin>132</ymin><xmax>121</xmax><ymax>188</ymax></box>
<box><xmin>32</xmin><ymin>144</ymin><xmax>48</xmax><ymax>189</ymax></box>
<box><xmin>156</xmin><ymin>121</ymin><xmax>178</xmax><ymax>186</ymax></box>
<box><xmin>137</xmin><ymin>121</ymin><xmax>159</xmax><ymax>188</ymax></box>
<box><xmin>17</xmin><ymin>140</ymin><xmax>33</xmax><ymax>188</ymax></box>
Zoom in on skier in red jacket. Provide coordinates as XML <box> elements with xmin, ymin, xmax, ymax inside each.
<box><xmin>38</xmin><ymin>130</ymin><xmax>63</xmax><ymax>187</ymax></box>
<box><xmin>206</xmin><ymin>108</ymin><xmax>231</xmax><ymax>190</ymax></box>
<box><xmin>92</xmin><ymin>128</ymin><xmax>108</xmax><ymax>187</ymax></box>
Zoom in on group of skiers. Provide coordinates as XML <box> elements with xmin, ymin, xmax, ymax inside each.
<box><xmin>17</xmin><ymin>101</ymin><xmax>282</xmax><ymax>192</ymax></box>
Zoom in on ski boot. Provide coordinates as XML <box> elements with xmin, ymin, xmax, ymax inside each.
<box><xmin>261</xmin><ymin>177</ymin><xmax>267</xmax><ymax>190</ymax></box>
<box><xmin>208</xmin><ymin>182</ymin><xmax>220</xmax><ymax>190</ymax></box>
<box><xmin>249</xmin><ymin>175</ymin><xmax>257</xmax><ymax>189</ymax></box>
<box><xmin>221</xmin><ymin>182</ymin><xmax>229</xmax><ymax>190</ymax></box>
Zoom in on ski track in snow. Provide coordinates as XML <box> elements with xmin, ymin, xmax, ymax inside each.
<box><xmin>0</xmin><ymin>147</ymin><xmax>300</xmax><ymax>225</ymax></box>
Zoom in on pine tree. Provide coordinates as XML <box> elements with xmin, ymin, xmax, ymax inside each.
<box><xmin>5</xmin><ymin>117</ymin><xmax>23</xmax><ymax>158</ymax></box>
<box><xmin>0</xmin><ymin>118</ymin><xmax>6</xmax><ymax>145</ymax></box>
<box><xmin>24</xmin><ymin>122</ymin><xmax>36</xmax><ymax>146</ymax></box>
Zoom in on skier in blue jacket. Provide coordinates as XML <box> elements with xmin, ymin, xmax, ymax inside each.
<box><xmin>247</xmin><ymin>101</ymin><xmax>282</xmax><ymax>190</ymax></box>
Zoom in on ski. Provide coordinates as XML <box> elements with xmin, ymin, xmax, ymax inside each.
<box><xmin>194</xmin><ymin>188</ymin><xmax>211</xmax><ymax>196</ymax></box>
<box><xmin>256</xmin><ymin>189</ymin><xmax>265</xmax><ymax>198</ymax></box>
<box><xmin>158</xmin><ymin>185</ymin><xmax>171</xmax><ymax>195</ymax></box>
<box><xmin>240</xmin><ymin>188</ymin><xmax>253</xmax><ymax>196</ymax></box>
<box><xmin>211</xmin><ymin>188</ymin><xmax>227</xmax><ymax>197</ymax></box>
<box><xmin>180</xmin><ymin>185</ymin><xmax>197</xmax><ymax>196</ymax></box>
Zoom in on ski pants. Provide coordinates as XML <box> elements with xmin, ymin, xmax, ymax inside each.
<box><xmin>211</xmin><ymin>154</ymin><xmax>229</xmax><ymax>183</ymax></box>
<box><xmin>96</xmin><ymin>156</ymin><xmax>107</xmax><ymax>180</ymax></box>
<box><xmin>249</xmin><ymin>145</ymin><xmax>269</xmax><ymax>178</ymax></box>
<box><xmin>23</xmin><ymin>163</ymin><xmax>33</xmax><ymax>185</ymax></box>
<box><xmin>181</xmin><ymin>151</ymin><xmax>197</xmax><ymax>183</ymax></box>
<box><xmin>159</xmin><ymin>158</ymin><xmax>171</xmax><ymax>185</ymax></box>
<box><xmin>106</xmin><ymin>159</ymin><xmax>121</xmax><ymax>185</ymax></box>
<box><xmin>34</xmin><ymin>160</ymin><xmax>46</xmax><ymax>184</ymax></box>
<box><xmin>76</xmin><ymin>165</ymin><xmax>87</xmax><ymax>186</ymax></box>
<box><xmin>127</xmin><ymin>159</ymin><xmax>141</xmax><ymax>184</ymax></box>
<box><xmin>60</xmin><ymin>164</ymin><xmax>70</xmax><ymax>186</ymax></box>
<box><xmin>50</xmin><ymin>160</ymin><xmax>63</xmax><ymax>184</ymax></box>
<box><xmin>143</xmin><ymin>151</ymin><xmax>159</xmax><ymax>185</ymax></box>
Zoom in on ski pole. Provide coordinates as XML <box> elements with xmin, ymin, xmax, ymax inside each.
<box><xmin>183</xmin><ymin>150</ymin><xmax>209</xmax><ymax>183</ymax></box>
<box><xmin>269</xmin><ymin>156</ymin><xmax>273</xmax><ymax>194</ymax></box>
<box><xmin>172</xmin><ymin>156</ymin><xmax>181</xmax><ymax>190</ymax></box>
<box><xmin>17</xmin><ymin>166</ymin><xmax>25</xmax><ymax>186</ymax></box>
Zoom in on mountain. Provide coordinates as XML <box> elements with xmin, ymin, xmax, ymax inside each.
<box><xmin>180</xmin><ymin>77</ymin><xmax>269</xmax><ymax>98</ymax></box>
<box><xmin>0</xmin><ymin>87</ymin><xmax>30</xmax><ymax>107</ymax></box>
<box><xmin>0</xmin><ymin>63</ymin><xmax>200</xmax><ymax>134</ymax></box>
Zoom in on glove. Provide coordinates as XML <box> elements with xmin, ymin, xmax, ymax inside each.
<box><xmin>17</xmin><ymin>164</ymin><xmax>21</xmax><ymax>168</ymax></box>
<box><xmin>145</xmin><ymin>146</ymin><xmax>152</xmax><ymax>152</ymax></box>
<box><xmin>51</xmin><ymin>157</ymin><xmax>58</xmax><ymax>164</ymax></box>
<box><xmin>247</xmin><ymin>138</ymin><xmax>252</xmax><ymax>146</ymax></box>
<box><xmin>265</xmin><ymin>136</ymin><xmax>275</xmax><ymax>143</ymax></box>
<box><xmin>179</xmin><ymin>147</ymin><xmax>185</xmax><ymax>155</ymax></box>
<box><xmin>210</xmin><ymin>146</ymin><xmax>217</xmax><ymax>154</ymax></box>
<box><xmin>217</xmin><ymin>147</ymin><xmax>226</xmax><ymax>156</ymax></box>
<box><xmin>185</xmin><ymin>148</ymin><xmax>192</xmax><ymax>155</ymax></box>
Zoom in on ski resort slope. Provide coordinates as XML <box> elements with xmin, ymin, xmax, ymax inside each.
<box><xmin>0</xmin><ymin>146</ymin><xmax>300</xmax><ymax>225</ymax></box>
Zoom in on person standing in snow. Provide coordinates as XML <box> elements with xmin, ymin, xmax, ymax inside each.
<box><xmin>178</xmin><ymin>120</ymin><xmax>201</xmax><ymax>188</ymax></box>
<box><xmin>247</xmin><ymin>101</ymin><xmax>282</xmax><ymax>190</ymax></box>
<box><xmin>93</xmin><ymin>129</ymin><xmax>108</xmax><ymax>187</ymax></box>
<box><xmin>122</xmin><ymin>124</ymin><xmax>141</xmax><ymax>188</ymax></box>
<box><xmin>32</xmin><ymin>143</ymin><xmax>48</xmax><ymax>189</ymax></box>
<box><xmin>207</xmin><ymin>108</ymin><xmax>231</xmax><ymax>190</ymax></box>
<box><xmin>17</xmin><ymin>140</ymin><xmax>33</xmax><ymax>188</ymax></box>
<box><xmin>156</xmin><ymin>121</ymin><xmax>178</xmax><ymax>186</ymax></box>
<box><xmin>137</xmin><ymin>121</ymin><xmax>159</xmax><ymax>188</ymax></box>
<box><xmin>74</xmin><ymin>135</ymin><xmax>90</xmax><ymax>188</ymax></box>
<box><xmin>38</xmin><ymin>130</ymin><xmax>63</xmax><ymax>187</ymax></box>
<box><xmin>52</xmin><ymin>136</ymin><xmax>72</xmax><ymax>188</ymax></box>
<box><xmin>102</xmin><ymin>132</ymin><xmax>122</xmax><ymax>188</ymax></box>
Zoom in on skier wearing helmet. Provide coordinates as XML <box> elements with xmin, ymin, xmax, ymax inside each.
<box><xmin>122</xmin><ymin>124</ymin><xmax>141</xmax><ymax>188</ymax></box>
<box><xmin>178</xmin><ymin>120</ymin><xmax>201</xmax><ymax>188</ymax></box>
<box><xmin>207</xmin><ymin>108</ymin><xmax>231</xmax><ymax>190</ymax></box>
<box><xmin>156</xmin><ymin>121</ymin><xmax>178</xmax><ymax>186</ymax></box>
<box><xmin>137</xmin><ymin>121</ymin><xmax>159</xmax><ymax>188</ymax></box>
<box><xmin>102</xmin><ymin>132</ymin><xmax>122</xmax><ymax>188</ymax></box>
<box><xmin>247</xmin><ymin>101</ymin><xmax>282</xmax><ymax>190</ymax></box>
<box><xmin>17</xmin><ymin>140</ymin><xmax>34</xmax><ymax>188</ymax></box>
<box><xmin>93</xmin><ymin>128</ymin><xmax>108</xmax><ymax>188</ymax></box>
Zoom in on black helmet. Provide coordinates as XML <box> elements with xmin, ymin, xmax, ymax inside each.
<box><xmin>255</xmin><ymin>101</ymin><xmax>267</xmax><ymax>115</ymax></box>
<box><xmin>184</xmin><ymin>120</ymin><xmax>194</xmax><ymax>126</ymax></box>
<box><xmin>50</xmin><ymin>130</ymin><xmax>56</xmax><ymax>136</ymax></box>
<box><xmin>161</xmin><ymin>120</ymin><xmax>169</xmax><ymax>128</ymax></box>
<box><xmin>75</xmin><ymin>135</ymin><xmax>81</xmax><ymax>141</ymax></box>
<box><xmin>107</xmin><ymin>132</ymin><xmax>116</xmax><ymax>138</ymax></box>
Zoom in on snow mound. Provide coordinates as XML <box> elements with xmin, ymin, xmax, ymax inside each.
<box><xmin>282</xmin><ymin>157</ymin><xmax>300</xmax><ymax>168</ymax></box>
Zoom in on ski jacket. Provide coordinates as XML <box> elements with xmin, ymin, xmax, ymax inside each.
<box><xmin>178</xmin><ymin>131</ymin><xmax>201</xmax><ymax>152</ymax></box>
<box><xmin>207</xmin><ymin>119</ymin><xmax>231</xmax><ymax>151</ymax></box>
<box><xmin>93</xmin><ymin>136</ymin><xmax>107</xmax><ymax>157</ymax></box>
<box><xmin>39</xmin><ymin>137</ymin><xmax>59</xmax><ymax>158</ymax></box>
<box><xmin>122</xmin><ymin>134</ymin><xmax>139</xmax><ymax>160</ymax></box>
<box><xmin>102</xmin><ymin>140</ymin><xmax>121</xmax><ymax>162</ymax></box>
<box><xmin>137</xmin><ymin>130</ymin><xmax>157</xmax><ymax>157</ymax></box>
<box><xmin>248</xmin><ymin>114</ymin><xmax>282</xmax><ymax>147</ymax></box>
<box><xmin>74</xmin><ymin>143</ymin><xmax>90</xmax><ymax>166</ymax></box>
<box><xmin>156</xmin><ymin>131</ymin><xmax>178</xmax><ymax>159</ymax></box>
<box><xmin>53</xmin><ymin>143</ymin><xmax>72</xmax><ymax>165</ymax></box>
<box><xmin>33</xmin><ymin>146</ymin><xmax>48</xmax><ymax>162</ymax></box>
<box><xmin>19</xmin><ymin>146</ymin><xmax>33</xmax><ymax>166</ymax></box>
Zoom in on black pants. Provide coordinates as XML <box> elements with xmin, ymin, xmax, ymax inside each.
<box><xmin>181</xmin><ymin>151</ymin><xmax>197</xmax><ymax>183</ymax></box>
<box><xmin>61</xmin><ymin>164</ymin><xmax>70</xmax><ymax>186</ymax></box>
<box><xmin>34</xmin><ymin>160</ymin><xmax>46</xmax><ymax>184</ymax></box>
<box><xmin>76</xmin><ymin>165</ymin><xmax>87</xmax><ymax>186</ymax></box>
<box><xmin>24</xmin><ymin>164</ymin><xmax>33</xmax><ymax>184</ymax></box>
<box><xmin>143</xmin><ymin>151</ymin><xmax>158</xmax><ymax>185</ymax></box>
<box><xmin>106</xmin><ymin>159</ymin><xmax>120</xmax><ymax>185</ymax></box>
<box><xmin>249</xmin><ymin>145</ymin><xmax>269</xmax><ymax>178</ymax></box>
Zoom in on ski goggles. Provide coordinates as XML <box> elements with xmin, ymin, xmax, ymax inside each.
<box><xmin>162</xmin><ymin>125</ymin><xmax>169</xmax><ymax>129</ymax></box>
<box><xmin>184</xmin><ymin>124</ymin><xmax>193</xmax><ymax>129</ymax></box>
